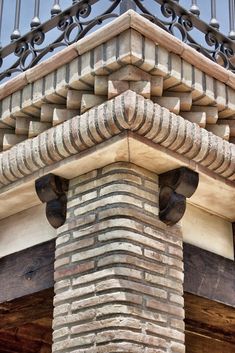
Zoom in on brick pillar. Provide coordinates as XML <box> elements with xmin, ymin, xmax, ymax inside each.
<box><xmin>53</xmin><ymin>162</ymin><xmax>185</xmax><ymax>353</ymax></box>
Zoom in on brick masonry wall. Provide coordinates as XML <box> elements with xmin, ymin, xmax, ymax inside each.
<box><xmin>53</xmin><ymin>162</ymin><xmax>185</xmax><ymax>353</ymax></box>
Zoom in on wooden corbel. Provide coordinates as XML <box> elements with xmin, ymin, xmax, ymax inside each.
<box><xmin>35</xmin><ymin>173</ymin><xmax>69</xmax><ymax>229</ymax></box>
<box><xmin>159</xmin><ymin>167</ymin><xmax>199</xmax><ymax>226</ymax></box>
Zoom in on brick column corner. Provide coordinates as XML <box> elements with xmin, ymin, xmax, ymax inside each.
<box><xmin>53</xmin><ymin>162</ymin><xmax>185</xmax><ymax>353</ymax></box>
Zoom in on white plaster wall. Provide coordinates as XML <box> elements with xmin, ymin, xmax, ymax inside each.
<box><xmin>0</xmin><ymin>204</ymin><xmax>56</xmax><ymax>258</ymax></box>
<box><xmin>182</xmin><ymin>203</ymin><xmax>234</xmax><ymax>260</ymax></box>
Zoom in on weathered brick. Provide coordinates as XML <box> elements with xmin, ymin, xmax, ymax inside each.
<box><xmin>53</xmin><ymin>163</ymin><xmax>184</xmax><ymax>353</ymax></box>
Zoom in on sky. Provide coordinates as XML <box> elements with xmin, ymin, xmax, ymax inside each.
<box><xmin>0</xmin><ymin>0</ymin><xmax>233</xmax><ymax>78</ymax></box>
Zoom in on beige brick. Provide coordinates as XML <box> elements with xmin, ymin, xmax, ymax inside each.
<box><xmin>68</xmin><ymin>58</ymin><xmax>92</xmax><ymax>90</ymax></box>
<box><xmin>192</xmin><ymin>67</ymin><xmax>204</xmax><ymax>101</ymax></box>
<box><xmin>153</xmin><ymin>96</ymin><xmax>180</xmax><ymax>114</ymax></box>
<box><xmin>15</xmin><ymin>117</ymin><xmax>31</xmax><ymax>135</ymax></box>
<box><xmin>206</xmin><ymin>124</ymin><xmax>230</xmax><ymax>140</ymax></box>
<box><xmin>169</xmin><ymin>293</ymin><xmax>184</xmax><ymax>306</ymax></box>
<box><xmin>73</xmin><ymin>267</ymin><xmax>143</xmax><ymax>286</ymax></box>
<box><xmin>53</xmin><ymin>108</ymin><xmax>79</xmax><ymax>126</ymax></box>
<box><xmin>80</xmin><ymin>51</ymin><xmax>94</xmax><ymax>85</ymax></box>
<box><xmin>32</xmin><ymin>78</ymin><xmax>45</xmax><ymax>107</ymax></box>
<box><xmin>108</xmin><ymin>80</ymin><xmax>129</xmax><ymax>99</ymax></box>
<box><xmin>146</xmin><ymin>298</ymin><xmax>184</xmax><ymax>317</ymax></box>
<box><xmin>151</xmin><ymin>76</ymin><xmax>163</xmax><ymax>97</ymax></box>
<box><xmin>74</xmin><ymin>194</ymin><xmax>142</xmax><ymax>216</ymax></box>
<box><xmin>53</xmin><ymin>163</ymin><xmax>184</xmax><ymax>353</ymax></box>
<box><xmin>0</xmin><ymin>129</ymin><xmax>14</xmax><ymax>151</ymax></box>
<box><xmin>3</xmin><ymin>134</ymin><xmax>27</xmax><ymax>150</ymax></box>
<box><xmin>44</xmin><ymin>71</ymin><xmax>66</xmax><ymax>104</ymax></box>
<box><xmin>109</xmin><ymin>64</ymin><xmax>150</xmax><ymax>81</ymax></box>
<box><xmin>71</xmin><ymin>317</ymin><xmax>141</xmax><ymax>335</ymax></box>
<box><xmin>144</xmin><ymin>203</ymin><xmax>159</xmax><ymax>215</ymax></box>
<box><xmin>118</xmin><ymin>29</ymin><xmax>143</xmax><ymax>65</ymax></box>
<box><xmin>145</xmin><ymin>273</ymin><xmax>182</xmax><ymax>291</ymax></box>
<box><xmin>195</xmin><ymin>74</ymin><xmax>215</xmax><ymax>105</ymax></box>
<box><xmin>99</xmin><ymin>182</ymin><xmax>156</xmax><ymax>201</ymax></box>
<box><xmin>98</xmin><ymin>229</ymin><xmax>164</xmax><ymax>252</ymax></box>
<box><xmin>93</xmin><ymin>45</ymin><xmax>109</xmax><ymax>75</ymax></box>
<box><xmin>144</xmin><ymin>249</ymin><xmax>183</xmax><ymax>269</ymax></box>
<box><xmin>72</xmin><ymin>241</ymin><xmax>142</xmax><ymax>263</ymax></box>
<box><xmin>55</xmin><ymin>261</ymin><xmax>95</xmax><ymax>280</ymax></box>
<box><xmin>105</xmin><ymin>37</ymin><xmax>122</xmax><ymax>71</ymax></box>
<box><xmin>218</xmin><ymin>119</ymin><xmax>235</xmax><ymax>136</ymax></box>
<box><xmin>181</xmin><ymin>60</ymin><xmax>193</xmax><ymax>89</ymax></box>
<box><xmin>28</xmin><ymin>121</ymin><xmax>51</xmax><ymax>138</ymax></box>
<box><xmin>96</xmin><ymin>331</ymin><xmax>167</xmax><ymax>347</ymax></box>
<box><xmin>21</xmin><ymin>83</ymin><xmax>40</xmax><ymax>117</ymax></box>
<box><xmin>94</xmin><ymin>76</ymin><xmax>108</xmax><ymax>96</ymax></box>
<box><xmin>130</xmin><ymin>80</ymin><xmax>151</xmax><ymax>98</ymax></box>
<box><xmin>71</xmin><ymin>292</ymin><xmax>142</xmax><ymax>312</ymax></box>
<box><xmin>150</xmin><ymin>46</ymin><xmax>169</xmax><ymax>77</ymax></box>
<box><xmin>191</xmin><ymin>105</ymin><xmax>218</xmax><ymax>124</ymax></box>
<box><xmin>56</xmin><ymin>64</ymin><xmax>69</xmax><ymax>97</ymax></box>
<box><xmin>56</xmin><ymin>237</ymin><xmax>95</xmax><ymax>257</ymax></box>
<box><xmin>164</xmin><ymin>92</ymin><xmax>192</xmax><ymax>111</ymax></box>
<box><xmin>146</xmin><ymin>322</ymin><xmax>184</xmax><ymax>341</ymax></box>
<box><xmin>96</xmin><ymin>278</ymin><xmax>167</xmax><ymax>299</ymax></box>
<box><xmin>215</xmin><ymin>80</ymin><xmax>227</xmax><ymax>111</ymax></box>
<box><xmin>180</xmin><ymin>111</ymin><xmax>206</xmax><ymax>128</ymax></box>
<box><xmin>163</xmin><ymin>53</ymin><xmax>181</xmax><ymax>90</ymax></box>
<box><xmin>53</xmin><ymin>303</ymin><xmax>70</xmax><ymax>317</ymax></box>
<box><xmin>1</xmin><ymin>96</ymin><xmax>15</xmax><ymax>127</ymax></box>
<box><xmin>68</xmin><ymin>190</ymin><xmax>97</xmax><ymax>208</ymax></box>
<box><xmin>41</xmin><ymin>103</ymin><xmax>64</xmax><ymax>122</ymax></box>
<box><xmin>140</xmin><ymin>37</ymin><xmax>156</xmax><ymax>72</ymax></box>
<box><xmin>81</xmin><ymin>94</ymin><xmax>106</xmax><ymax>113</ymax></box>
<box><xmin>95</xmin><ymin>303</ymin><xmax>167</xmax><ymax>323</ymax></box>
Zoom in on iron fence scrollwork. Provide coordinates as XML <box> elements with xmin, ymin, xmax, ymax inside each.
<box><xmin>0</xmin><ymin>0</ymin><xmax>235</xmax><ymax>82</ymax></box>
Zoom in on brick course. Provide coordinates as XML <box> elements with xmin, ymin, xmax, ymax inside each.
<box><xmin>53</xmin><ymin>162</ymin><xmax>185</xmax><ymax>353</ymax></box>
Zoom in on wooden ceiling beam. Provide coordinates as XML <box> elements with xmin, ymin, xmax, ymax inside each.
<box><xmin>0</xmin><ymin>288</ymin><xmax>54</xmax><ymax>329</ymax></box>
<box><xmin>184</xmin><ymin>243</ymin><xmax>235</xmax><ymax>307</ymax></box>
<box><xmin>0</xmin><ymin>240</ymin><xmax>55</xmax><ymax>303</ymax></box>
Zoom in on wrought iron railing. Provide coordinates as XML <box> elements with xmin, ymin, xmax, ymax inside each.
<box><xmin>1</xmin><ymin>0</ymin><xmax>235</xmax><ymax>82</ymax></box>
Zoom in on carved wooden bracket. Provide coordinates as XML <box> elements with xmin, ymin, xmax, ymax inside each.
<box><xmin>35</xmin><ymin>174</ymin><xmax>69</xmax><ymax>229</ymax></box>
<box><xmin>159</xmin><ymin>167</ymin><xmax>199</xmax><ymax>226</ymax></box>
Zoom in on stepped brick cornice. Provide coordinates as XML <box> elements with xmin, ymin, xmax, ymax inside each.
<box><xmin>0</xmin><ymin>11</ymin><xmax>234</xmax><ymax>222</ymax></box>
<box><xmin>0</xmin><ymin>91</ymin><xmax>234</xmax><ymax>189</ymax></box>
<box><xmin>1</xmin><ymin>13</ymin><xmax>235</xmax><ymax>151</ymax></box>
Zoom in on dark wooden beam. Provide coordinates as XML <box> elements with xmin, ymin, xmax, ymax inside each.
<box><xmin>159</xmin><ymin>167</ymin><xmax>198</xmax><ymax>225</ymax></box>
<box><xmin>35</xmin><ymin>174</ymin><xmax>69</xmax><ymax>229</ymax></box>
<box><xmin>233</xmin><ymin>222</ymin><xmax>235</xmax><ymax>257</ymax></box>
<box><xmin>0</xmin><ymin>240</ymin><xmax>55</xmax><ymax>303</ymax></box>
<box><xmin>0</xmin><ymin>288</ymin><xmax>54</xmax><ymax>329</ymax></box>
<box><xmin>0</xmin><ymin>297</ymin><xmax>53</xmax><ymax>353</ymax></box>
<box><xmin>184</xmin><ymin>243</ymin><xmax>235</xmax><ymax>307</ymax></box>
<box><xmin>185</xmin><ymin>331</ymin><xmax>235</xmax><ymax>353</ymax></box>
<box><xmin>185</xmin><ymin>292</ymin><xmax>235</xmax><ymax>345</ymax></box>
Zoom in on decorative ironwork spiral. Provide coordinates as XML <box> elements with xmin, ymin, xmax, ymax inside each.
<box><xmin>1</xmin><ymin>0</ymin><xmax>235</xmax><ymax>81</ymax></box>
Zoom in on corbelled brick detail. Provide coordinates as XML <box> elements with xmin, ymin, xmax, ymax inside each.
<box><xmin>53</xmin><ymin>162</ymin><xmax>185</xmax><ymax>353</ymax></box>
<box><xmin>0</xmin><ymin>91</ymin><xmax>234</xmax><ymax>189</ymax></box>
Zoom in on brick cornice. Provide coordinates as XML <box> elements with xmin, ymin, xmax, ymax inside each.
<box><xmin>0</xmin><ymin>10</ymin><xmax>235</xmax><ymax>101</ymax></box>
<box><xmin>0</xmin><ymin>90</ymin><xmax>234</xmax><ymax>189</ymax></box>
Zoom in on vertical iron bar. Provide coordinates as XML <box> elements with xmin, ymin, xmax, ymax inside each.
<box><xmin>120</xmin><ymin>0</ymin><xmax>136</xmax><ymax>14</ymax></box>
<box><xmin>210</xmin><ymin>0</ymin><xmax>219</xmax><ymax>29</ymax></box>
<box><xmin>51</xmin><ymin>0</ymin><xmax>61</xmax><ymax>18</ymax></box>
<box><xmin>11</xmin><ymin>0</ymin><xmax>21</xmax><ymax>41</ymax></box>
<box><xmin>31</xmin><ymin>0</ymin><xmax>41</xmax><ymax>29</ymax></box>
<box><xmin>0</xmin><ymin>0</ymin><xmax>4</xmax><ymax>48</ymax></box>
<box><xmin>229</xmin><ymin>0</ymin><xmax>235</xmax><ymax>39</ymax></box>
<box><xmin>190</xmin><ymin>0</ymin><xmax>200</xmax><ymax>16</ymax></box>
